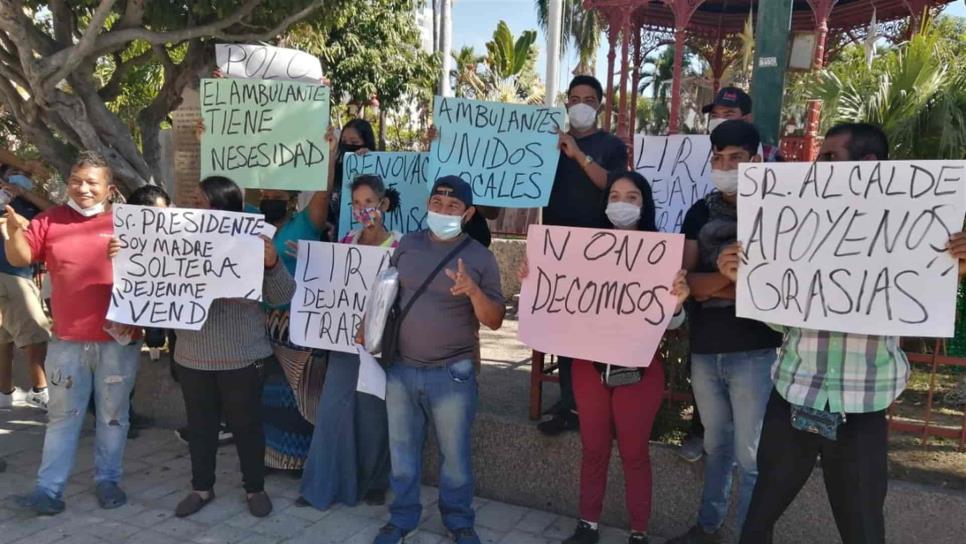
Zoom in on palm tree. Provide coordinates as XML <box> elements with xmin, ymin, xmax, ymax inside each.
<box><xmin>451</xmin><ymin>46</ymin><xmax>486</xmax><ymax>98</ymax></box>
<box><xmin>534</xmin><ymin>0</ymin><xmax>602</xmax><ymax>76</ymax></box>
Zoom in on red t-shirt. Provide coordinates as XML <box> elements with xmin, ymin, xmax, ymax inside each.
<box><xmin>25</xmin><ymin>205</ymin><xmax>114</xmax><ymax>342</ymax></box>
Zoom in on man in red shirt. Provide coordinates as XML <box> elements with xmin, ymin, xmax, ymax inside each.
<box><xmin>2</xmin><ymin>151</ymin><xmax>141</xmax><ymax>516</ymax></box>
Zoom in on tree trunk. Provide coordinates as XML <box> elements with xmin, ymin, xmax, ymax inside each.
<box><xmin>378</xmin><ymin>107</ymin><xmax>387</xmax><ymax>151</ymax></box>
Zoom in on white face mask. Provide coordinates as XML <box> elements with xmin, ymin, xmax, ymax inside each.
<box><xmin>710</xmin><ymin>169</ymin><xmax>739</xmax><ymax>195</ymax></box>
<box><xmin>708</xmin><ymin>117</ymin><xmax>726</xmax><ymax>133</ymax></box>
<box><xmin>67</xmin><ymin>197</ymin><xmax>108</xmax><ymax>218</ymax></box>
<box><xmin>605</xmin><ymin>201</ymin><xmax>642</xmax><ymax>229</ymax></box>
<box><xmin>568</xmin><ymin>103</ymin><xmax>598</xmax><ymax>131</ymax></box>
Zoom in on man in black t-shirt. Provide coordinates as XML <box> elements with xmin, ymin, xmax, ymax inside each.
<box><xmin>537</xmin><ymin>76</ymin><xmax>628</xmax><ymax>437</ymax></box>
<box><xmin>667</xmin><ymin>121</ymin><xmax>781</xmax><ymax>544</ymax></box>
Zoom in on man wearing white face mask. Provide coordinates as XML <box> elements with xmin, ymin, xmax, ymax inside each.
<box><xmin>703</xmin><ymin>87</ymin><xmax>781</xmax><ymax>163</ymax></box>
<box><xmin>3</xmin><ymin>151</ymin><xmax>142</xmax><ymax>516</ymax></box>
<box><xmin>541</xmin><ymin>75</ymin><xmax>628</xmax><ymax>437</ymax></box>
<box><xmin>372</xmin><ymin>176</ymin><xmax>505</xmax><ymax>544</ymax></box>
<box><xmin>668</xmin><ymin>121</ymin><xmax>781</xmax><ymax>544</ymax></box>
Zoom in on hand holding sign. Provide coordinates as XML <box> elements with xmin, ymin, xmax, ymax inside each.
<box><xmin>557</xmin><ymin>129</ymin><xmax>581</xmax><ymax>160</ymax></box>
<box><xmin>446</xmin><ymin>258</ymin><xmax>480</xmax><ymax>298</ymax></box>
<box><xmin>716</xmin><ymin>242</ymin><xmax>743</xmax><ymax>283</ymax></box>
<box><xmin>262</xmin><ymin>235</ymin><xmax>279</xmax><ymax>268</ymax></box>
<box><xmin>946</xmin><ymin>232</ymin><xmax>966</xmax><ymax>277</ymax></box>
<box><xmin>670</xmin><ymin>270</ymin><xmax>690</xmax><ymax>312</ymax></box>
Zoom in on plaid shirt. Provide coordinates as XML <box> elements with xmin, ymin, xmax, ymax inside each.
<box><xmin>769</xmin><ymin>327</ymin><xmax>910</xmax><ymax>414</ymax></box>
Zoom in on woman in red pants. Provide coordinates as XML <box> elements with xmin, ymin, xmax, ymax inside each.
<box><xmin>521</xmin><ymin>171</ymin><xmax>689</xmax><ymax>544</ymax></box>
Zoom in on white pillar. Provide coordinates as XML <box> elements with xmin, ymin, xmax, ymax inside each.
<box><xmin>545</xmin><ymin>0</ymin><xmax>563</xmax><ymax>106</ymax></box>
<box><xmin>439</xmin><ymin>0</ymin><xmax>453</xmax><ymax>97</ymax></box>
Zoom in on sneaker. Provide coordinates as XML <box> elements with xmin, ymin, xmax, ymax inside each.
<box><xmin>7</xmin><ymin>492</ymin><xmax>65</xmax><ymax>516</ymax></box>
<box><xmin>537</xmin><ymin>411</ymin><xmax>579</xmax><ymax>437</ymax></box>
<box><xmin>0</xmin><ymin>389</ymin><xmax>12</xmax><ymax>409</ymax></box>
<box><xmin>95</xmin><ymin>481</ymin><xmax>127</xmax><ymax>510</ymax></box>
<box><xmin>373</xmin><ymin>524</ymin><xmax>408</xmax><ymax>544</ymax></box>
<box><xmin>452</xmin><ymin>527</ymin><xmax>482</xmax><ymax>544</ymax></box>
<box><xmin>247</xmin><ymin>491</ymin><xmax>273</xmax><ymax>518</ymax></box>
<box><xmin>25</xmin><ymin>387</ymin><xmax>49</xmax><ymax>410</ymax></box>
<box><xmin>676</xmin><ymin>433</ymin><xmax>704</xmax><ymax>463</ymax></box>
<box><xmin>666</xmin><ymin>525</ymin><xmax>721</xmax><ymax>544</ymax></box>
<box><xmin>563</xmin><ymin>521</ymin><xmax>600</xmax><ymax>544</ymax></box>
<box><xmin>628</xmin><ymin>533</ymin><xmax>651</xmax><ymax>544</ymax></box>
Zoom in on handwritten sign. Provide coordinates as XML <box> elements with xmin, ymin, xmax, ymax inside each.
<box><xmin>216</xmin><ymin>44</ymin><xmax>323</xmax><ymax>84</ymax></box>
<box><xmin>290</xmin><ymin>241</ymin><xmax>394</xmax><ymax>353</ymax></box>
<box><xmin>735</xmin><ymin>160</ymin><xmax>966</xmax><ymax>337</ymax></box>
<box><xmin>633</xmin><ymin>135</ymin><xmax>713</xmax><ymax>233</ymax></box>
<box><xmin>428</xmin><ymin>97</ymin><xmax>565</xmax><ymax>207</ymax></box>
<box><xmin>338</xmin><ymin>152</ymin><xmax>430</xmax><ymax>240</ymax></box>
<box><xmin>518</xmin><ymin>225</ymin><xmax>684</xmax><ymax>367</ymax></box>
<box><xmin>107</xmin><ymin>205</ymin><xmax>271</xmax><ymax>330</ymax></box>
<box><xmin>200</xmin><ymin>78</ymin><xmax>330</xmax><ymax>190</ymax></box>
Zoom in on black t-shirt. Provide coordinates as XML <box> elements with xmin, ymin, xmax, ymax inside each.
<box><xmin>682</xmin><ymin>198</ymin><xmax>782</xmax><ymax>355</ymax></box>
<box><xmin>464</xmin><ymin>212</ymin><xmax>491</xmax><ymax>247</ymax></box>
<box><xmin>543</xmin><ymin>131</ymin><xmax>628</xmax><ymax>228</ymax></box>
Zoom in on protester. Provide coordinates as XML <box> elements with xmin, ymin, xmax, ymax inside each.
<box><xmin>521</xmin><ymin>171</ymin><xmax>689</xmax><ymax>544</ymax></box>
<box><xmin>3</xmin><ymin>151</ymin><xmax>140</xmax><ymax>515</ymax></box>
<box><xmin>367</xmin><ymin>175</ymin><xmax>504</xmax><ymax>544</ymax></box>
<box><xmin>166</xmin><ymin>176</ymin><xmax>294</xmax><ymax>519</ymax></box>
<box><xmin>667</xmin><ymin>121</ymin><xmax>781</xmax><ymax>544</ymax></box>
<box><xmin>328</xmin><ymin>118</ymin><xmax>377</xmax><ymax>234</ymax></box>
<box><xmin>0</xmin><ymin>168</ymin><xmax>53</xmax><ymax>410</ymax></box>
<box><xmin>300</xmin><ymin>174</ymin><xmax>402</xmax><ymax>509</ymax></box>
<box><xmin>717</xmin><ymin>123</ymin><xmax>966</xmax><ymax>544</ymax></box>
<box><xmin>540</xmin><ymin>75</ymin><xmax>628</xmax><ymax>437</ymax></box>
<box><xmin>702</xmin><ymin>87</ymin><xmax>781</xmax><ymax>162</ymax></box>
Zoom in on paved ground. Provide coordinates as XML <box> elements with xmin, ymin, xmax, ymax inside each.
<box><xmin>0</xmin><ymin>395</ymin><xmax>662</xmax><ymax>544</ymax></box>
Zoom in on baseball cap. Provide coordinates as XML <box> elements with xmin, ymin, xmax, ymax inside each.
<box><xmin>431</xmin><ymin>175</ymin><xmax>473</xmax><ymax>208</ymax></box>
<box><xmin>702</xmin><ymin>86</ymin><xmax>752</xmax><ymax>115</ymax></box>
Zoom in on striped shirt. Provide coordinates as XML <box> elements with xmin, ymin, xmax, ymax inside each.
<box><xmin>770</xmin><ymin>327</ymin><xmax>909</xmax><ymax>414</ymax></box>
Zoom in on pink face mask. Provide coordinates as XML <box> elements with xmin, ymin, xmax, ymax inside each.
<box><xmin>352</xmin><ymin>207</ymin><xmax>381</xmax><ymax>227</ymax></box>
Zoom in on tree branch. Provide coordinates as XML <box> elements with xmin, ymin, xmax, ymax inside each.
<box><xmin>97</xmin><ymin>47</ymin><xmax>154</xmax><ymax>102</ymax></box>
<box><xmin>42</xmin><ymin>0</ymin><xmax>118</xmax><ymax>92</ymax></box>
<box><xmin>118</xmin><ymin>0</ymin><xmax>146</xmax><ymax>30</ymax></box>
<box><xmin>49</xmin><ymin>0</ymin><xmax>75</xmax><ymax>46</ymax></box>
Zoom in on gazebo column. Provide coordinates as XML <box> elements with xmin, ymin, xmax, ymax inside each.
<box><xmin>616</xmin><ymin>9</ymin><xmax>633</xmax><ymax>147</ymax></box>
<box><xmin>903</xmin><ymin>0</ymin><xmax>932</xmax><ymax>31</ymax></box>
<box><xmin>804</xmin><ymin>0</ymin><xmax>837</xmax><ymax>160</ymax></box>
<box><xmin>665</xmin><ymin>0</ymin><xmax>705</xmax><ymax>134</ymax></box>
<box><xmin>629</xmin><ymin>25</ymin><xmax>642</xmax><ymax>139</ymax></box>
<box><xmin>603</xmin><ymin>25</ymin><xmax>618</xmax><ymax>131</ymax></box>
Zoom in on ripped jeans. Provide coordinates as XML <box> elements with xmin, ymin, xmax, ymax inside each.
<box><xmin>35</xmin><ymin>338</ymin><xmax>141</xmax><ymax>500</ymax></box>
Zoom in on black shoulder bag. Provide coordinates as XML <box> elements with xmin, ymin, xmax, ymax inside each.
<box><xmin>379</xmin><ymin>237</ymin><xmax>472</xmax><ymax>366</ymax></box>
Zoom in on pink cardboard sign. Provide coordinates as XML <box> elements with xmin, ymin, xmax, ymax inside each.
<box><xmin>518</xmin><ymin>225</ymin><xmax>684</xmax><ymax>368</ymax></box>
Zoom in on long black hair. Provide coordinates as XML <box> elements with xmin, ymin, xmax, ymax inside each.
<box><xmin>341</xmin><ymin>118</ymin><xmax>377</xmax><ymax>151</ymax></box>
<box><xmin>350</xmin><ymin>174</ymin><xmax>400</xmax><ymax>213</ymax></box>
<box><xmin>199</xmin><ymin>176</ymin><xmax>243</xmax><ymax>212</ymax></box>
<box><xmin>603</xmin><ymin>170</ymin><xmax>657</xmax><ymax>232</ymax></box>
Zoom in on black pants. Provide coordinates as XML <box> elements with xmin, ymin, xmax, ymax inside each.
<box><xmin>740</xmin><ymin>390</ymin><xmax>888</xmax><ymax>544</ymax></box>
<box><xmin>178</xmin><ymin>363</ymin><xmax>266</xmax><ymax>493</ymax></box>
<box><xmin>557</xmin><ymin>356</ymin><xmax>575</xmax><ymax>413</ymax></box>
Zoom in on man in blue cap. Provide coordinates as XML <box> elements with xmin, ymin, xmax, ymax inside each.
<box><xmin>704</xmin><ymin>86</ymin><xmax>782</xmax><ymax>162</ymax></box>
<box><xmin>373</xmin><ymin>175</ymin><xmax>505</xmax><ymax>544</ymax></box>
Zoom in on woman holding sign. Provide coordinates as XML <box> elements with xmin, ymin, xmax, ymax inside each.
<box><xmin>171</xmin><ymin>176</ymin><xmax>295</xmax><ymax>520</ymax></box>
<box><xmin>520</xmin><ymin>171</ymin><xmax>690</xmax><ymax>544</ymax></box>
<box><xmin>299</xmin><ymin>174</ymin><xmax>402</xmax><ymax>510</ymax></box>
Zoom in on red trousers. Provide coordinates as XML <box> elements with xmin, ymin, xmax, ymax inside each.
<box><xmin>572</xmin><ymin>358</ymin><xmax>664</xmax><ymax>532</ymax></box>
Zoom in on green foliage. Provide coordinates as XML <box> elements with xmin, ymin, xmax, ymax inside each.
<box><xmin>533</xmin><ymin>0</ymin><xmax>601</xmax><ymax>75</ymax></box>
<box><xmin>485</xmin><ymin>21</ymin><xmax>537</xmax><ymax>79</ymax></box>
<box><xmin>452</xmin><ymin>21</ymin><xmax>544</xmax><ymax>105</ymax></box>
<box><xmin>811</xmin><ymin>16</ymin><xmax>966</xmax><ymax>159</ymax></box>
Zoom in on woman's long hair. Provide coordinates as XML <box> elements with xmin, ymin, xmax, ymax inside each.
<box><xmin>200</xmin><ymin>176</ymin><xmax>243</xmax><ymax>212</ymax></box>
<box><xmin>342</xmin><ymin>118</ymin><xmax>377</xmax><ymax>151</ymax></box>
<box><xmin>603</xmin><ymin>170</ymin><xmax>657</xmax><ymax>233</ymax></box>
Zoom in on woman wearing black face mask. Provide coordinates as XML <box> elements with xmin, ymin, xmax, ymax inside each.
<box><xmin>328</xmin><ymin>118</ymin><xmax>376</xmax><ymax>231</ymax></box>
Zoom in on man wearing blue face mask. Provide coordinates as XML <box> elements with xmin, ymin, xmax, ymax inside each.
<box><xmin>668</xmin><ymin>121</ymin><xmax>780</xmax><ymax>544</ymax></box>
<box><xmin>371</xmin><ymin>176</ymin><xmax>505</xmax><ymax>544</ymax></box>
<box><xmin>540</xmin><ymin>75</ymin><xmax>628</xmax><ymax>437</ymax></box>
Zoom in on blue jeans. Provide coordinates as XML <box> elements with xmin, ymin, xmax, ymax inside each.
<box><xmin>691</xmin><ymin>348</ymin><xmax>775</xmax><ymax>534</ymax></box>
<box><xmin>386</xmin><ymin>359</ymin><xmax>477</xmax><ymax>532</ymax></box>
<box><xmin>35</xmin><ymin>339</ymin><xmax>141</xmax><ymax>500</ymax></box>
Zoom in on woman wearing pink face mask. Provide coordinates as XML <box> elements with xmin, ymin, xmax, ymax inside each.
<box><xmin>298</xmin><ymin>175</ymin><xmax>401</xmax><ymax>510</ymax></box>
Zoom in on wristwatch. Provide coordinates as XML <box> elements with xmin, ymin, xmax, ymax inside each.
<box><xmin>582</xmin><ymin>154</ymin><xmax>595</xmax><ymax>166</ymax></box>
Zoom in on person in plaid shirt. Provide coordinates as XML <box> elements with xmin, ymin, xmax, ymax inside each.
<box><xmin>717</xmin><ymin>123</ymin><xmax>966</xmax><ymax>544</ymax></box>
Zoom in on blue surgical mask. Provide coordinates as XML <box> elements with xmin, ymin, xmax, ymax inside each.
<box><xmin>426</xmin><ymin>210</ymin><xmax>464</xmax><ymax>240</ymax></box>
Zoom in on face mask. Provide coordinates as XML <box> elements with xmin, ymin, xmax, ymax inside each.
<box><xmin>426</xmin><ymin>210</ymin><xmax>464</xmax><ymax>240</ymax></box>
<box><xmin>710</xmin><ymin>169</ymin><xmax>739</xmax><ymax>194</ymax></box>
<box><xmin>352</xmin><ymin>206</ymin><xmax>381</xmax><ymax>227</ymax></box>
<box><xmin>67</xmin><ymin>197</ymin><xmax>107</xmax><ymax>218</ymax></box>
<box><xmin>605</xmin><ymin>202</ymin><xmax>642</xmax><ymax>229</ymax></box>
<box><xmin>340</xmin><ymin>143</ymin><xmax>365</xmax><ymax>155</ymax></box>
<box><xmin>259</xmin><ymin>199</ymin><xmax>289</xmax><ymax>223</ymax></box>
<box><xmin>7</xmin><ymin>174</ymin><xmax>32</xmax><ymax>191</ymax></box>
<box><xmin>568</xmin><ymin>103</ymin><xmax>598</xmax><ymax>131</ymax></box>
<box><xmin>708</xmin><ymin>117</ymin><xmax>726</xmax><ymax>133</ymax></box>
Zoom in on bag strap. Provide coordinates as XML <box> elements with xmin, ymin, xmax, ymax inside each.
<box><xmin>398</xmin><ymin>236</ymin><xmax>472</xmax><ymax>323</ymax></box>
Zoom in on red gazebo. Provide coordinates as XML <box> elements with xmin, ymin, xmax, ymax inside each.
<box><xmin>583</xmin><ymin>0</ymin><xmax>953</xmax><ymax>159</ymax></box>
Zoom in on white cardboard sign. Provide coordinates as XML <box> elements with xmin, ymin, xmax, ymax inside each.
<box><xmin>735</xmin><ymin>160</ymin><xmax>966</xmax><ymax>337</ymax></box>
<box><xmin>633</xmin><ymin>134</ymin><xmax>713</xmax><ymax>233</ymax></box>
<box><xmin>216</xmin><ymin>43</ymin><xmax>323</xmax><ymax>84</ymax></box>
